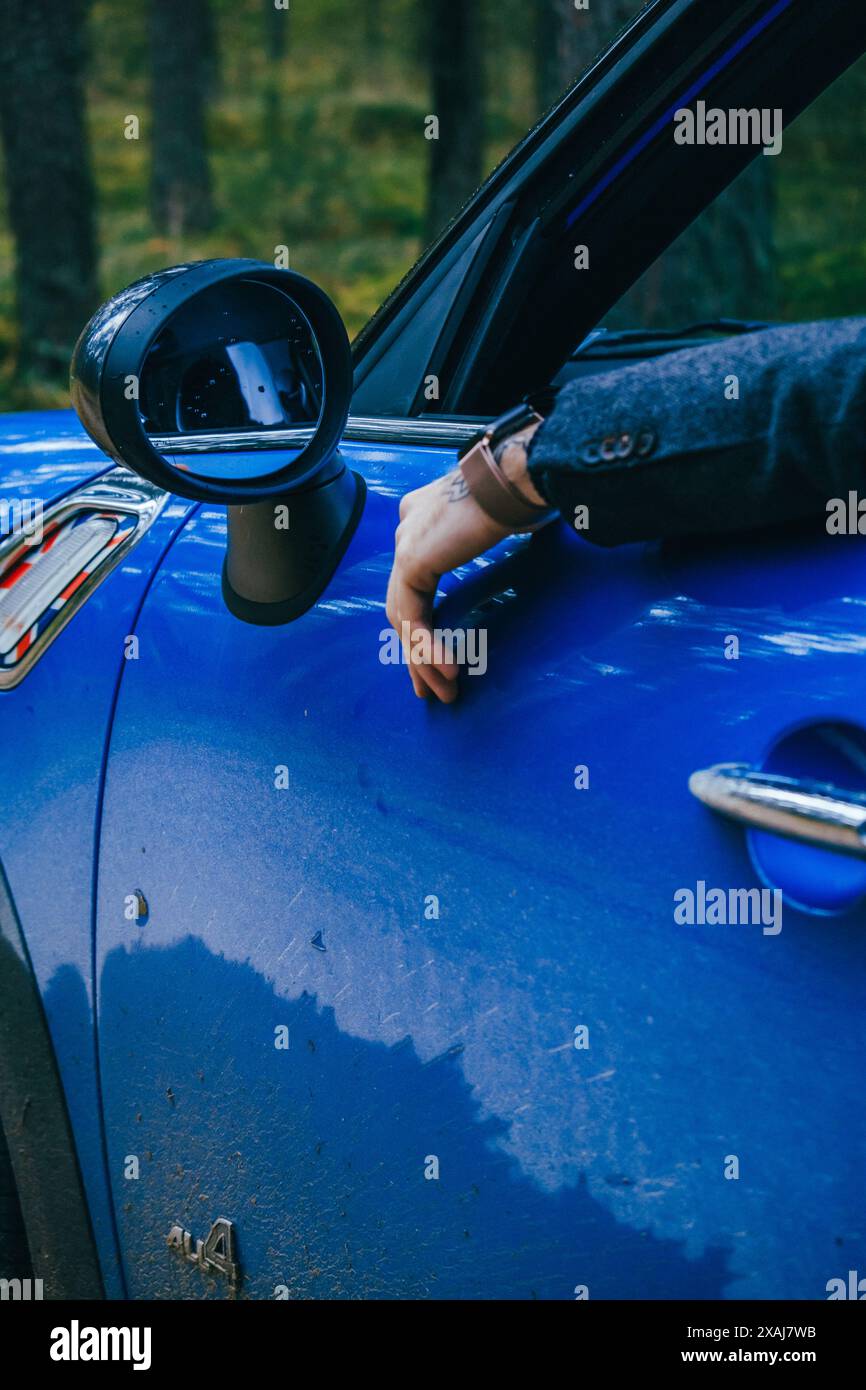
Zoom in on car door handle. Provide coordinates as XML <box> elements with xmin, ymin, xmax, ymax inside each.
<box><xmin>689</xmin><ymin>763</ymin><xmax>866</xmax><ymax>859</ymax></box>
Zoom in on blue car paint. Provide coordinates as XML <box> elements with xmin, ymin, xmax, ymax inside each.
<box><xmin>75</xmin><ymin>438</ymin><xmax>866</xmax><ymax>1298</ymax></box>
<box><xmin>4</xmin><ymin>417</ymin><xmax>866</xmax><ymax>1297</ymax></box>
<box><xmin>0</xmin><ymin>409</ymin><xmax>197</xmax><ymax>1298</ymax></box>
<box><xmin>0</xmin><ymin>409</ymin><xmax>111</xmax><ymax>508</ymax></box>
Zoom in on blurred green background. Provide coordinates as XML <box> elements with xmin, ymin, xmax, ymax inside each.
<box><xmin>0</xmin><ymin>0</ymin><xmax>864</xmax><ymax>413</ymax></box>
<box><xmin>0</xmin><ymin>0</ymin><xmax>560</xmax><ymax>411</ymax></box>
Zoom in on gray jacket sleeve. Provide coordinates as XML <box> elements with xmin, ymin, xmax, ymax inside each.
<box><xmin>526</xmin><ymin>317</ymin><xmax>866</xmax><ymax>545</ymax></box>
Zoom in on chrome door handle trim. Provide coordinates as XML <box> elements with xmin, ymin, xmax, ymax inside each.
<box><xmin>688</xmin><ymin>763</ymin><xmax>866</xmax><ymax>859</ymax></box>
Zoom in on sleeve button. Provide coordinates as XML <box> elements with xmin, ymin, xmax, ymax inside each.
<box><xmin>635</xmin><ymin>428</ymin><xmax>656</xmax><ymax>457</ymax></box>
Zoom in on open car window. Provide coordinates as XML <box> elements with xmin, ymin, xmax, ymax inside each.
<box><xmin>353</xmin><ymin>0</ymin><xmax>866</xmax><ymax>424</ymax></box>
<box><xmin>588</xmin><ymin>50</ymin><xmax>866</xmax><ymax>352</ymax></box>
<box><xmin>550</xmin><ymin>40</ymin><xmax>866</xmax><ymax>391</ymax></box>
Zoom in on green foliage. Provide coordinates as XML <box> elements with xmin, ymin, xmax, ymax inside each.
<box><xmin>0</xmin><ymin>5</ymin><xmax>865</xmax><ymax>411</ymax></box>
<box><xmin>773</xmin><ymin>57</ymin><xmax>866</xmax><ymax>321</ymax></box>
<box><xmin>0</xmin><ymin>0</ymin><xmax>539</xmax><ymax>410</ymax></box>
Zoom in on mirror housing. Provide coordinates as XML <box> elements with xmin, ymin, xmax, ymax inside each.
<box><xmin>70</xmin><ymin>259</ymin><xmax>364</xmax><ymax>623</ymax></box>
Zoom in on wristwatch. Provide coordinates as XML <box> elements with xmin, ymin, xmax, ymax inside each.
<box><xmin>459</xmin><ymin>402</ymin><xmax>558</xmax><ymax>531</ymax></box>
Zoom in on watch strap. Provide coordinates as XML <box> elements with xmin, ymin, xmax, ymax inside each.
<box><xmin>459</xmin><ymin>409</ymin><xmax>556</xmax><ymax>530</ymax></box>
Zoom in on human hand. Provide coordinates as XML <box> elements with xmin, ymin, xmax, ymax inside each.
<box><xmin>385</xmin><ymin>422</ymin><xmax>545</xmax><ymax>701</ymax></box>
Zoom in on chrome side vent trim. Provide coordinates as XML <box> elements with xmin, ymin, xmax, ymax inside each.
<box><xmin>0</xmin><ymin>468</ymin><xmax>168</xmax><ymax>689</ymax></box>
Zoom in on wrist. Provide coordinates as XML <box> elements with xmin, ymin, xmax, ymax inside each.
<box><xmin>458</xmin><ymin>406</ymin><xmax>557</xmax><ymax>532</ymax></box>
<box><xmin>495</xmin><ymin>421</ymin><xmax>548</xmax><ymax>507</ymax></box>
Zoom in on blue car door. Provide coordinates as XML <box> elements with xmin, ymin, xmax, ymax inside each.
<box><xmin>94</xmin><ymin>0</ymin><xmax>866</xmax><ymax>1299</ymax></box>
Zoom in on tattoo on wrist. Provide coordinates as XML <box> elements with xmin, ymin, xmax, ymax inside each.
<box><xmin>447</xmin><ymin>470</ymin><xmax>470</xmax><ymax>501</ymax></box>
<box><xmin>492</xmin><ymin>438</ymin><xmax>512</xmax><ymax>469</ymax></box>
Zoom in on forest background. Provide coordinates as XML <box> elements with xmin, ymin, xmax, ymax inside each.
<box><xmin>0</xmin><ymin>0</ymin><xmax>863</xmax><ymax>412</ymax></box>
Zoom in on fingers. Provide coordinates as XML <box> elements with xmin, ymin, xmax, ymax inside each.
<box><xmin>388</xmin><ymin>472</ymin><xmax>501</xmax><ymax>703</ymax></box>
<box><xmin>386</xmin><ymin>564</ymin><xmax>459</xmax><ymax>704</ymax></box>
<box><xmin>409</xmin><ymin>665</ymin><xmax>429</xmax><ymax>699</ymax></box>
<box><xmin>392</xmin><ymin>586</ymin><xmax>459</xmax><ymax>703</ymax></box>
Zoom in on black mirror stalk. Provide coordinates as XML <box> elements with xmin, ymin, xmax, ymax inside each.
<box><xmin>221</xmin><ymin>457</ymin><xmax>365</xmax><ymax>625</ymax></box>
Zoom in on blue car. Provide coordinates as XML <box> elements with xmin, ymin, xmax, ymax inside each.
<box><xmin>2</xmin><ymin>0</ymin><xmax>866</xmax><ymax>1301</ymax></box>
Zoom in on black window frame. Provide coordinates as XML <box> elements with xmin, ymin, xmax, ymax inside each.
<box><xmin>350</xmin><ymin>0</ymin><xmax>866</xmax><ymax>426</ymax></box>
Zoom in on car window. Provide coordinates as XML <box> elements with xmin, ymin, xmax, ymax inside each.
<box><xmin>602</xmin><ymin>50</ymin><xmax>866</xmax><ymax>332</ymax></box>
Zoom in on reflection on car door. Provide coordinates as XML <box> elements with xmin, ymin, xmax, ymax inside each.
<box><xmin>95</xmin><ymin>435</ymin><xmax>866</xmax><ymax>1297</ymax></box>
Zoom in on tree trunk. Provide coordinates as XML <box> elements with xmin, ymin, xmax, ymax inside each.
<box><xmin>0</xmin><ymin>0</ymin><xmax>98</xmax><ymax>382</ymax></box>
<box><xmin>149</xmin><ymin>0</ymin><xmax>215</xmax><ymax>236</ymax></box>
<box><xmin>534</xmin><ymin>0</ymin><xmax>633</xmax><ymax>113</ymax></box>
<box><xmin>364</xmin><ymin>0</ymin><xmax>383</xmax><ymax>57</ymax></box>
<box><xmin>265</xmin><ymin>0</ymin><xmax>290</xmax><ymax>63</ymax></box>
<box><xmin>425</xmin><ymin>0</ymin><xmax>484</xmax><ymax>242</ymax></box>
<box><xmin>609</xmin><ymin>162</ymin><xmax>778</xmax><ymax>329</ymax></box>
<box><xmin>534</xmin><ymin>0</ymin><xmax>562</xmax><ymax>116</ymax></box>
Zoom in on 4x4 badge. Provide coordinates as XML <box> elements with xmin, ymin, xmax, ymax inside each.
<box><xmin>167</xmin><ymin>1217</ymin><xmax>240</xmax><ymax>1292</ymax></box>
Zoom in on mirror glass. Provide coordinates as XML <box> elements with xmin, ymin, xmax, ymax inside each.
<box><xmin>139</xmin><ymin>279</ymin><xmax>325</xmax><ymax>481</ymax></box>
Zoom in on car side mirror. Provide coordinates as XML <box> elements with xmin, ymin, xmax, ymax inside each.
<box><xmin>70</xmin><ymin>258</ymin><xmax>364</xmax><ymax>623</ymax></box>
